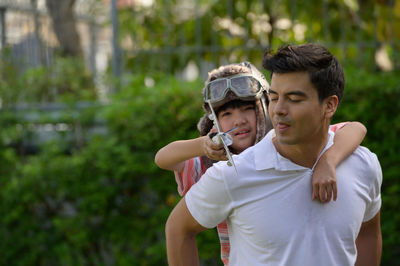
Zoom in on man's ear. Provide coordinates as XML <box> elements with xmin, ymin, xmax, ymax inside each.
<box><xmin>324</xmin><ymin>95</ymin><xmax>339</xmax><ymax>119</ymax></box>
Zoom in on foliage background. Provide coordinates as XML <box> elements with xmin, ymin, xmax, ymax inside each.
<box><xmin>0</xmin><ymin>64</ymin><xmax>399</xmax><ymax>265</ymax></box>
<box><xmin>0</xmin><ymin>0</ymin><xmax>399</xmax><ymax>265</ymax></box>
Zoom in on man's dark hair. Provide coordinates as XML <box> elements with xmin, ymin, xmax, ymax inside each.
<box><xmin>262</xmin><ymin>43</ymin><xmax>344</xmax><ymax>103</ymax></box>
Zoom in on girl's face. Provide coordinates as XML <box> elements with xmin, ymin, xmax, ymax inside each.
<box><xmin>217</xmin><ymin>103</ymin><xmax>257</xmax><ymax>154</ymax></box>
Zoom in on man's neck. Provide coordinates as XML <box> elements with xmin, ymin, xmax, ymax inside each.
<box><xmin>272</xmin><ymin>131</ymin><xmax>330</xmax><ymax>169</ymax></box>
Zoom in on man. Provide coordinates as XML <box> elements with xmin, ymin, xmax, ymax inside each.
<box><xmin>166</xmin><ymin>43</ymin><xmax>382</xmax><ymax>266</ymax></box>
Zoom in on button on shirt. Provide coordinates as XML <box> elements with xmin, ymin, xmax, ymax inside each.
<box><xmin>185</xmin><ymin>129</ymin><xmax>382</xmax><ymax>266</ymax></box>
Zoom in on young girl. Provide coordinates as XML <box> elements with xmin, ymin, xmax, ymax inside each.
<box><xmin>155</xmin><ymin>62</ymin><xmax>366</xmax><ymax>265</ymax></box>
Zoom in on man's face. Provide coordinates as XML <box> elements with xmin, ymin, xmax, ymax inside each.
<box><xmin>267</xmin><ymin>71</ymin><xmax>327</xmax><ymax>146</ymax></box>
<box><xmin>217</xmin><ymin>103</ymin><xmax>257</xmax><ymax>153</ymax></box>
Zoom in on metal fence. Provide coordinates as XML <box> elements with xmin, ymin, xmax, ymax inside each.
<box><xmin>0</xmin><ymin>0</ymin><xmax>399</xmax><ymax>151</ymax></box>
<box><xmin>0</xmin><ymin>0</ymin><xmax>109</xmax><ymax>75</ymax></box>
<box><xmin>0</xmin><ymin>0</ymin><xmax>399</xmax><ymax>84</ymax></box>
<box><xmin>116</xmin><ymin>0</ymin><xmax>400</xmax><ymax>79</ymax></box>
<box><xmin>0</xmin><ymin>0</ymin><xmax>110</xmax><ymax>150</ymax></box>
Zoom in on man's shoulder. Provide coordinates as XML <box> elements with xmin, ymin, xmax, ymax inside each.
<box><xmin>210</xmin><ymin>130</ymin><xmax>275</xmax><ymax>179</ymax></box>
<box><xmin>210</xmin><ymin>144</ymin><xmax>259</xmax><ymax>180</ymax></box>
<box><xmin>343</xmin><ymin>145</ymin><xmax>382</xmax><ymax>180</ymax></box>
<box><xmin>352</xmin><ymin>146</ymin><xmax>380</xmax><ymax>165</ymax></box>
<box><xmin>234</xmin><ymin>137</ymin><xmax>269</xmax><ymax>165</ymax></box>
<box><xmin>239</xmin><ymin>129</ymin><xmax>275</xmax><ymax>158</ymax></box>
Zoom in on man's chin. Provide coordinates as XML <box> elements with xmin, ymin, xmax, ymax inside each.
<box><xmin>275</xmin><ymin>135</ymin><xmax>296</xmax><ymax>145</ymax></box>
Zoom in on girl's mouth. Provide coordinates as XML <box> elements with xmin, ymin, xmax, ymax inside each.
<box><xmin>235</xmin><ymin>129</ymin><xmax>250</xmax><ymax>137</ymax></box>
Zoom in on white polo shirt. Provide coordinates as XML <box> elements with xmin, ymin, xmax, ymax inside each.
<box><xmin>185</xmin><ymin>129</ymin><xmax>382</xmax><ymax>266</ymax></box>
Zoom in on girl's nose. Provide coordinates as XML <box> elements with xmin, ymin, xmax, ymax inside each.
<box><xmin>233</xmin><ymin>112</ymin><xmax>247</xmax><ymax>127</ymax></box>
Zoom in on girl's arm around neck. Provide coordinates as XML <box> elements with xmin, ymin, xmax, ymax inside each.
<box><xmin>327</xmin><ymin>121</ymin><xmax>367</xmax><ymax>166</ymax></box>
<box><xmin>312</xmin><ymin>121</ymin><xmax>367</xmax><ymax>202</ymax></box>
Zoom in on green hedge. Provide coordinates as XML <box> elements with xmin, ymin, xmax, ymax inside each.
<box><xmin>0</xmin><ymin>73</ymin><xmax>220</xmax><ymax>265</ymax></box>
<box><xmin>0</xmin><ymin>68</ymin><xmax>398</xmax><ymax>265</ymax></box>
<box><xmin>334</xmin><ymin>65</ymin><xmax>400</xmax><ymax>264</ymax></box>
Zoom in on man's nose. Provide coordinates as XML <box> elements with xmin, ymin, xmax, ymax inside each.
<box><xmin>273</xmin><ymin>99</ymin><xmax>288</xmax><ymax>116</ymax></box>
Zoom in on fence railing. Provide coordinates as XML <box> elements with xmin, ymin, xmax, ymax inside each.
<box><xmin>116</xmin><ymin>0</ymin><xmax>400</xmax><ymax>78</ymax></box>
<box><xmin>0</xmin><ymin>0</ymin><xmax>108</xmax><ymax>75</ymax></box>
<box><xmin>0</xmin><ymin>101</ymin><xmax>107</xmax><ymax>154</ymax></box>
<box><xmin>0</xmin><ymin>0</ymin><xmax>399</xmax><ymax>151</ymax></box>
<box><xmin>1</xmin><ymin>0</ymin><xmax>399</xmax><ymax>85</ymax></box>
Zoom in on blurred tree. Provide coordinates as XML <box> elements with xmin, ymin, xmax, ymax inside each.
<box><xmin>45</xmin><ymin>0</ymin><xmax>83</xmax><ymax>57</ymax></box>
<box><xmin>115</xmin><ymin>0</ymin><xmax>399</xmax><ymax>75</ymax></box>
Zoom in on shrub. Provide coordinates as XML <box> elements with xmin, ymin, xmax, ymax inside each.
<box><xmin>333</xmin><ymin>66</ymin><xmax>400</xmax><ymax>265</ymax></box>
<box><xmin>0</xmin><ymin>69</ymin><xmax>398</xmax><ymax>265</ymax></box>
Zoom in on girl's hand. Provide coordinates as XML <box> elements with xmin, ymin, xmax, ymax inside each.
<box><xmin>312</xmin><ymin>154</ymin><xmax>337</xmax><ymax>203</ymax></box>
<box><xmin>202</xmin><ymin>129</ymin><xmax>228</xmax><ymax>161</ymax></box>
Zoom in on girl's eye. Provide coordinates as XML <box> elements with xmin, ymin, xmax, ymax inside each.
<box><xmin>221</xmin><ymin>111</ymin><xmax>231</xmax><ymax>117</ymax></box>
<box><xmin>269</xmin><ymin>98</ymin><xmax>278</xmax><ymax>102</ymax></box>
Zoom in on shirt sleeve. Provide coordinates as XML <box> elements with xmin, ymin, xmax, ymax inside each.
<box><xmin>185</xmin><ymin>163</ymin><xmax>233</xmax><ymax>229</ymax></box>
<box><xmin>329</xmin><ymin>122</ymin><xmax>348</xmax><ymax>133</ymax></box>
<box><xmin>363</xmin><ymin>152</ymin><xmax>383</xmax><ymax>222</ymax></box>
<box><xmin>174</xmin><ymin>157</ymin><xmax>204</xmax><ymax>196</ymax></box>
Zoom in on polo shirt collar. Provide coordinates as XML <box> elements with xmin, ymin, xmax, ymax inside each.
<box><xmin>254</xmin><ymin>129</ymin><xmax>334</xmax><ymax>171</ymax></box>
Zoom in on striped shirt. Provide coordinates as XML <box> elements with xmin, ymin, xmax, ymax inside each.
<box><xmin>175</xmin><ymin>157</ymin><xmax>230</xmax><ymax>265</ymax></box>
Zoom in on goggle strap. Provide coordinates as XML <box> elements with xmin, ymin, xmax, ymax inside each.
<box><xmin>206</xmin><ymin>99</ymin><xmax>223</xmax><ymax>133</ymax></box>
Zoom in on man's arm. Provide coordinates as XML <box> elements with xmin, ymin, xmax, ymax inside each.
<box><xmin>355</xmin><ymin>211</ymin><xmax>382</xmax><ymax>266</ymax></box>
<box><xmin>166</xmin><ymin>198</ymin><xmax>208</xmax><ymax>266</ymax></box>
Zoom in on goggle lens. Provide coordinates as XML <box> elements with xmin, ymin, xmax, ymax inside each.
<box><xmin>230</xmin><ymin>76</ymin><xmax>261</xmax><ymax>95</ymax></box>
<box><xmin>205</xmin><ymin>75</ymin><xmax>264</xmax><ymax>103</ymax></box>
<box><xmin>209</xmin><ymin>79</ymin><xmax>228</xmax><ymax>100</ymax></box>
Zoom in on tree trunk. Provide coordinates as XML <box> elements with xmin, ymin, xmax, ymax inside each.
<box><xmin>46</xmin><ymin>0</ymin><xmax>82</xmax><ymax>57</ymax></box>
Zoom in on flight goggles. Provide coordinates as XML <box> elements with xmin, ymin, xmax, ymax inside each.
<box><xmin>203</xmin><ymin>74</ymin><xmax>266</xmax><ymax>104</ymax></box>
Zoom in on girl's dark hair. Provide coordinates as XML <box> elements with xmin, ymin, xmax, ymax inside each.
<box><xmin>262</xmin><ymin>43</ymin><xmax>344</xmax><ymax>103</ymax></box>
<box><xmin>216</xmin><ymin>99</ymin><xmax>256</xmax><ymax>116</ymax></box>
